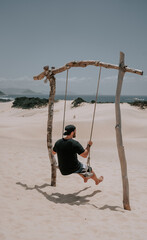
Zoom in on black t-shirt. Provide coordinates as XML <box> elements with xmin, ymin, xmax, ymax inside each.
<box><xmin>53</xmin><ymin>138</ymin><xmax>85</xmax><ymax>175</ymax></box>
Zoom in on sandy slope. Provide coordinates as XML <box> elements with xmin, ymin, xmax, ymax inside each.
<box><xmin>0</xmin><ymin>101</ymin><xmax>147</xmax><ymax>240</ymax></box>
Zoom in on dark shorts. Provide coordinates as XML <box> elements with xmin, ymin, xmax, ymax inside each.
<box><xmin>74</xmin><ymin>163</ymin><xmax>92</xmax><ymax>174</ymax></box>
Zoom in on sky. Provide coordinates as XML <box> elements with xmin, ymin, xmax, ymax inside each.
<box><xmin>0</xmin><ymin>0</ymin><xmax>147</xmax><ymax>96</ymax></box>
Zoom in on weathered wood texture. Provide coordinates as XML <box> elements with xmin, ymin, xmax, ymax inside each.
<box><xmin>33</xmin><ymin>60</ymin><xmax>143</xmax><ymax>81</ymax></box>
<box><xmin>115</xmin><ymin>52</ymin><xmax>131</xmax><ymax>210</ymax></box>
<box><xmin>47</xmin><ymin>75</ymin><xmax>57</xmax><ymax>186</ymax></box>
<box><xmin>33</xmin><ymin>53</ymin><xmax>143</xmax><ymax>209</ymax></box>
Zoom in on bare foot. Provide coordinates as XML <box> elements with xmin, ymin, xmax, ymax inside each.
<box><xmin>79</xmin><ymin>174</ymin><xmax>90</xmax><ymax>183</ymax></box>
<box><xmin>95</xmin><ymin>176</ymin><xmax>104</xmax><ymax>185</ymax></box>
<box><xmin>83</xmin><ymin>176</ymin><xmax>90</xmax><ymax>183</ymax></box>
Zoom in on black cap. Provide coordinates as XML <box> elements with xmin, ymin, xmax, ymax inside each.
<box><xmin>63</xmin><ymin>125</ymin><xmax>76</xmax><ymax>135</ymax></box>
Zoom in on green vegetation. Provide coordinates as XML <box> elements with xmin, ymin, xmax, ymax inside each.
<box><xmin>129</xmin><ymin>101</ymin><xmax>147</xmax><ymax>109</ymax></box>
<box><xmin>12</xmin><ymin>97</ymin><xmax>48</xmax><ymax>109</ymax></box>
<box><xmin>7</xmin><ymin>96</ymin><xmax>147</xmax><ymax>110</ymax></box>
<box><xmin>0</xmin><ymin>98</ymin><xmax>12</xmax><ymax>102</ymax></box>
<box><xmin>71</xmin><ymin>97</ymin><xmax>86</xmax><ymax>107</ymax></box>
<box><xmin>91</xmin><ymin>100</ymin><xmax>96</xmax><ymax>104</ymax></box>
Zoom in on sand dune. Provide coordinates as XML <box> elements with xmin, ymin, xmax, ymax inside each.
<box><xmin>0</xmin><ymin>101</ymin><xmax>147</xmax><ymax>240</ymax></box>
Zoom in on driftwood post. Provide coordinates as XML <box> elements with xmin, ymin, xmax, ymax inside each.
<box><xmin>34</xmin><ymin>66</ymin><xmax>57</xmax><ymax>186</ymax></box>
<box><xmin>33</xmin><ymin>55</ymin><xmax>143</xmax><ymax>206</ymax></box>
<box><xmin>47</xmin><ymin>73</ymin><xmax>57</xmax><ymax>186</ymax></box>
<box><xmin>115</xmin><ymin>52</ymin><xmax>131</xmax><ymax>210</ymax></box>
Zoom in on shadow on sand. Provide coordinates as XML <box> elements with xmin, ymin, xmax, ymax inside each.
<box><xmin>16</xmin><ymin>182</ymin><xmax>100</xmax><ymax>206</ymax></box>
<box><xmin>16</xmin><ymin>182</ymin><xmax>124</xmax><ymax>211</ymax></box>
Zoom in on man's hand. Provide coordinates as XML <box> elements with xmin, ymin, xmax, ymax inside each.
<box><xmin>87</xmin><ymin>141</ymin><xmax>93</xmax><ymax>147</ymax></box>
<box><xmin>80</xmin><ymin>141</ymin><xmax>93</xmax><ymax>158</ymax></box>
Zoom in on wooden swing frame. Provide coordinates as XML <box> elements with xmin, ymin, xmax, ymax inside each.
<box><xmin>33</xmin><ymin>52</ymin><xmax>143</xmax><ymax>210</ymax></box>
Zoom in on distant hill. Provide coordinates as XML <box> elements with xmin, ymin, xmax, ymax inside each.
<box><xmin>22</xmin><ymin>89</ymin><xmax>37</xmax><ymax>95</ymax></box>
<box><xmin>1</xmin><ymin>88</ymin><xmax>41</xmax><ymax>95</ymax></box>
<box><xmin>0</xmin><ymin>90</ymin><xmax>5</xmax><ymax>96</ymax></box>
<box><xmin>1</xmin><ymin>88</ymin><xmax>76</xmax><ymax>96</ymax></box>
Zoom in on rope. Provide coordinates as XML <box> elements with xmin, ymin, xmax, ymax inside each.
<box><xmin>62</xmin><ymin>68</ymin><xmax>69</xmax><ymax>137</ymax></box>
<box><xmin>87</xmin><ymin>66</ymin><xmax>102</xmax><ymax>166</ymax></box>
<box><xmin>61</xmin><ymin>66</ymin><xmax>101</xmax><ymax>167</ymax></box>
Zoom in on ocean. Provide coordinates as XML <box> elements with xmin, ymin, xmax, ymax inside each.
<box><xmin>1</xmin><ymin>94</ymin><xmax>147</xmax><ymax>103</ymax></box>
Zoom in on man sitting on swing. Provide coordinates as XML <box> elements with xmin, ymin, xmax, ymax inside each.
<box><xmin>52</xmin><ymin>124</ymin><xmax>103</xmax><ymax>185</ymax></box>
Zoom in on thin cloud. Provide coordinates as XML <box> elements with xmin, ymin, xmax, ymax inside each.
<box><xmin>103</xmin><ymin>74</ymin><xmax>147</xmax><ymax>82</ymax></box>
<box><xmin>0</xmin><ymin>77</ymin><xmax>7</xmax><ymax>81</ymax></box>
<box><xmin>0</xmin><ymin>76</ymin><xmax>32</xmax><ymax>82</ymax></box>
<box><xmin>57</xmin><ymin>76</ymin><xmax>91</xmax><ymax>82</ymax></box>
<box><xmin>103</xmin><ymin>75</ymin><xmax>117</xmax><ymax>81</ymax></box>
<box><xmin>124</xmin><ymin>74</ymin><xmax>147</xmax><ymax>81</ymax></box>
<box><xmin>142</xmin><ymin>75</ymin><xmax>147</xmax><ymax>81</ymax></box>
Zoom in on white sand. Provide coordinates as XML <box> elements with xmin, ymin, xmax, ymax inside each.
<box><xmin>0</xmin><ymin>101</ymin><xmax>147</xmax><ymax>240</ymax></box>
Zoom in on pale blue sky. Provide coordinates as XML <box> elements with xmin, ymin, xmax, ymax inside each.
<box><xmin>0</xmin><ymin>0</ymin><xmax>147</xmax><ymax>95</ymax></box>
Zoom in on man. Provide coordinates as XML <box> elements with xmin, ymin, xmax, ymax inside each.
<box><xmin>52</xmin><ymin>124</ymin><xmax>103</xmax><ymax>185</ymax></box>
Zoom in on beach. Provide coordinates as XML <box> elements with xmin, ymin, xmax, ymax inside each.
<box><xmin>0</xmin><ymin>101</ymin><xmax>147</xmax><ymax>240</ymax></box>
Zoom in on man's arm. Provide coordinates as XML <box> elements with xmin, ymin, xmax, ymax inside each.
<box><xmin>80</xmin><ymin>141</ymin><xmax>93</xmax><ymax>158</ymax></box>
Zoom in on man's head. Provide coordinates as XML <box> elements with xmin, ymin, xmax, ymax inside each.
<box><xmin>63</xmin><ymin>125</ymin><xmax>76</xmax><ymax>138</ymax></box>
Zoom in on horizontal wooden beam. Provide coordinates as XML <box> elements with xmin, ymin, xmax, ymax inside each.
<box><xmin>33</xmin><ymin>60</ymin><xmax>143</xmax><ymax>81</ymax></box>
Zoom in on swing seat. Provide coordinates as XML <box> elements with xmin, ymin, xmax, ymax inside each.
<box><xmin>80</xmin><ymin>167</ymin><xmax>93</xmax><ymax>178</ymax></box>
<box><xmin>80</xmin><ymin>171</ymin><xmax>93</xmax><ymax>178</ymax></box>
